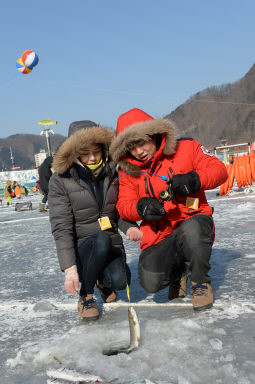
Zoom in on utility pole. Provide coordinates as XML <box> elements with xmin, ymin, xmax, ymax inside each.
<box><xmin>40</xmin><ymin>127</ymin><xmax>54</xmax><ymax>157</ymax></box>
<box><xmin>10</xmin><ymin>147</ymin><xmax>15</xmax><ymax>169</ymax></box>
<box><xmin>38</xmin><ymin>119</ymin><xmax>58</xmax><ymax>157</ymax></box>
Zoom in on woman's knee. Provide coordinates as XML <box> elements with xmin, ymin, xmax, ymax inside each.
<box><xmin>103</xmin><ymin>258</ymin><xmax>130</xmax><ymax>290</ymax></box>
<box><xmin>94</xmin><ymin>231</ymin><xmax>111</xmax><ymax>249</ymax></box>
<box><xmin>110</xmin><ymin>273</ymin><xmax>127</xmax><ymax>290</ymax></box>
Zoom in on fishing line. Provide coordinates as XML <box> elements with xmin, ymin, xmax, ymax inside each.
<box><xmin>113</xmin><ymin>170</ymin><xmax>169</xmax><ymax>302</ymax></box>
<box><xmin>114</xmin><ymin>170</ymin><xmax>169</xmax><ymax>305</ymax></box>
<box><xmin>112</xmin><ymin>171</ymin><xmax>168</xmax><ymax>184</ymax></box>
<box><xmin>126</xmin><ymin>284</ymin><xmax>131</xmax><ymax>302</ymax></box>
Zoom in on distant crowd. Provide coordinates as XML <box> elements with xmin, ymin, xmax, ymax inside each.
<box><xmin>2</xmin><ymin>180</ymin><xmax>29</xmax><ymax>206</ymax></box>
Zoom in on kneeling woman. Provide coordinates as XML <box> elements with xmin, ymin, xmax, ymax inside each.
<box><xmin>48</xmin><ymin>122</ymin><xmax>142</xmax><ymax>321</ymax></box>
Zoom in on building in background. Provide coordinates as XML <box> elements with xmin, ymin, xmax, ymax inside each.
<box><xmin>35</xmin><ymin>149</ymin><xmax>47</xmax><ymax>168</ymax></box>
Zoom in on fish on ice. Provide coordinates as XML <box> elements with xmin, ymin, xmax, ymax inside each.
<box><xmin>103</xmin><ymin>305</ymin><xmax>140</xmax><ymax>356</ymax></box>
<box><xmin>46</xmin><ymin>373</ymin><xmax>174</xmax><ymax>384</ymax></box>
<box><xmin>47</xmin><ymin>306</ymin><xmax>141</xmax><ymax>382</ymax></box>
<box><xmin>46</xmin><ymin>367</ymin><xmax>103</xmax><ymax>383</ymax></box>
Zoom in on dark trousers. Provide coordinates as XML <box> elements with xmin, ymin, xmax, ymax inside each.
<box><xmin>77</xmin><ymin>231</ymin><xmax>131</xmax><ymax>297</ymax></box>
<box><xmin>138</xmin><ymin>214</ymin><xmax>214</xmax><ymax>293</ymax></box>
<box><xmin>42</xmin><ymin>192</ymin><xmax>48</xmax><ymax>204</ymax></box>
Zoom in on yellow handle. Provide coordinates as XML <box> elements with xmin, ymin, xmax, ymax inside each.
<box><xmin>126</xmin><ymin>284</ymin><xmax>131</xmax><ymax>302</ymax></box>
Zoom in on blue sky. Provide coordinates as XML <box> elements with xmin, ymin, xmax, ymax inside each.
<box><xmin>0</xmin><ymin>0</ymin><xmax>255</xmax><ymax>138</ymax></box>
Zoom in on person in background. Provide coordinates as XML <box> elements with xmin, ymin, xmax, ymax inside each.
<box><xmin>36</xmin><ymin>180</ymin><xmax>40</xmax><ymax>191</ymax></box>
<box><xmin>110</xmin><ymin>108</ymin><xmax>228</xmax><ymax>311</ymax></box>
<box><xmin>38</xmin><ymin>155</ymin><xmax>53</xmax><ymax>211</ymax></box>
<box><xmin>4</xmin><ymin>180</ymin><xmax>13</xmax><ymax>206</ymax></box>
<box><xmin>23</xmin><ymin>185</ymin><xmax>29</xmax><ymax>196</ymax></box>
<box><xmin>48</xmin><ymin>120</ymin><xmax>142</xmax><ymax>321</ymax></box>
<box><xmin>13</xmin><ymin>181</ymin><xmax>21</xmax><ymax>199</ymax></box>
<box><xmin>11</xmin><ymin>181</ymin><xmax>16</xmax><ymax>198</ymax></box>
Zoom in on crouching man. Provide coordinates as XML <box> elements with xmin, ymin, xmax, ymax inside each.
<box><xmin>110</xmin><ymin>108</ymin><xmax>228</xmax><ymax>311</ymax></box>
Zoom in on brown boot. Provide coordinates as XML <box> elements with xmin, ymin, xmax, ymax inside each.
<box><xmin>39</xmin><ymin>203</ymin><xmax>47</xmax><ymax>212</ymax></box>
<box><xmin>77</xmin><ymin>294</ymin><xmax>99</xmax><ymax>320</ymax></box>
<box><xmin>168</xmin><ymin>264</ymin><xmax>189</xmax><ymax>300</ymax></box>
<box><xmin>191</xmin><ymin>282</ymin><xmax>213</xmax><ymax>311</ymax></box>
<box><xmin>96</xmin><ymin>283</ymin><xmax>117</xmax><ymax>303</ymax></box>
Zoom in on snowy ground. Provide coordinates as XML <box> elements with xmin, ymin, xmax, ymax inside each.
<box><xmin>0</xmin><ymin>190</ymin><xmax>255</xmax><ymax>384</ymax></box>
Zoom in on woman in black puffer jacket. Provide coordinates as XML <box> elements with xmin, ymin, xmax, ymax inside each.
<box><xmin>48</xmin><ymin>121</ymin><xmax>142</xmax><ymax>321</ymax></box>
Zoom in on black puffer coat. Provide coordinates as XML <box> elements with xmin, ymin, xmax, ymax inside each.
<box><xmin>38</xmin><ymin>156</ymin><xmax>53</xmax><ymax>194</ymax></box>
<box><xmin>48</xmin><ymin>126</ymin><xmax>135</xmax><ymax>271</ymax></box>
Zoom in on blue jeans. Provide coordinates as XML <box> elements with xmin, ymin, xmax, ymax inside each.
<box><xmin>77</xmin><ymin>231</ymin><xmax>131</xmax><ymax>297</ymax></box>
<box><xmin>42</xmin><ymin>192</ymin><xmax>48</xmax><ymax>204</ymax></box>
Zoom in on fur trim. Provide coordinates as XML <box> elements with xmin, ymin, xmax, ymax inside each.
<box><xmin>109</xmin><ymin>119</ymin><xmax>178</xmax><ymax>172</ymax></box>
<box><xmin>53</xmin><ymin>126</ymin><xmax>114</xmax><ymax>174</ymax></box>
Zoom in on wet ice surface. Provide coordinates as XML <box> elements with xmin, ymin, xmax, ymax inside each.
<box><xmin>0</xmin><ymin>191</ymin><xmax>255</xmax><ymax>384</ymax></box>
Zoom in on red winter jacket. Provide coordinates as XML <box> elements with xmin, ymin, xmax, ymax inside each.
<box><xmin>110</xmin><ymin>108</ymin><xmax>228</xmax><ymax>250</ymax></box>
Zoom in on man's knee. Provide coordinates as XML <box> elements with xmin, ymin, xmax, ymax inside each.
<box><xmin>178</xmin><ymin>218</ymin><xmax>201</xmax><ymax>244</ymax></box>
<box><xmin>177</xmin><ymin>215</ymin><xmax>214</xmax><ymax>248</ymax></box>
<box><xmin>138</xmin><ymin>264</ymin><xmax>166</xmax><ymax>293</ymax></box>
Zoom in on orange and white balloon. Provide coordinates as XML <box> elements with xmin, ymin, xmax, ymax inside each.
<box><xmin>21</xmin><ymin>50</ymin><xmax>39</xmax><ymax>69</ymax></box>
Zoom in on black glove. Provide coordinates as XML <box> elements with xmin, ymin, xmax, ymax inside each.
<box><xmin>137</xmin><ymin>197</ymin><xmax>166</xmax><ymax>221</ymax></box>
<box><xmin>171</xmin><ymin>171</ymin><xmax>201</xmax><ymax>196</ymax></box>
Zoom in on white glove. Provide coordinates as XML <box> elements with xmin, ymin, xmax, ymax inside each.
<box><xmin>64</xmin><ymin>265</ymin><xmax>79</xmax><ymax>294</ymax></box>
<box><xmin>126</xmin><ymin>227</ymin><xmax>143</xmax><ymax>242</ymax></box>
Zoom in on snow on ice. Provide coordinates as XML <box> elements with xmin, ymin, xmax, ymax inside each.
<box><xmin>0</xmin><ymin>189</ymin><xmax>255</xmax><ymax>384</ymax></box>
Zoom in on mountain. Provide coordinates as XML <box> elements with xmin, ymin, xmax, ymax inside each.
<box><xmin>0</xmin><ymin>134</ymin><xmax>66</xmax><ymax>170</ymax></box>
<box><xmin>165</xmin><ymin>64</ymin><xmax>255</xmax><ymax>148</ymax></box>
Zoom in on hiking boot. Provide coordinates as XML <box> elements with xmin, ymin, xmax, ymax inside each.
<box><xmin>77</xmin><ymin>295</ymin><xmax>99</xmax><ymax>320</ymax></box>
<box><xmin>39</xmin><ymin>203</ymin><xmax>47</xmax><ymax>212</ymax></box>
<box><xmin>168</xmin><ymin>264</ymin><xmax>189</xmax><ymax>300</ymax></box>
<box><xmin>191</xmin><ymin>282</ymin><xmax>213</xmax><ymax>311</ymax></box>
<box><xmin>96</xmin><ymin>283</ymin><xmax>117</xmax><ymax>303</ymax></box>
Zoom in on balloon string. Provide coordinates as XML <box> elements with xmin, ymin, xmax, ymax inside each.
<box><xmin>0</xmin><ymin>76</ymin><xmax>20</xmax><ymax>88</ymax></box>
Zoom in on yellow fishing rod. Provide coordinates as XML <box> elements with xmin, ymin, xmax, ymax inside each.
<box><xmin>126</xmin><ymin>284</ymin><xmax>131</xmax><ymax>302</ymax></box>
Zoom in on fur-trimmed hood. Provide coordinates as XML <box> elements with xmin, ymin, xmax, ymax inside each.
<box><xmin>53</xmin><ymin>126</ymin><xmax>115</xmax><ymax>174</ymax></box>
<box><xmin>109</xmin><ymin>108</ymin><xmax>178</xmax><ymax>173</ymax></box>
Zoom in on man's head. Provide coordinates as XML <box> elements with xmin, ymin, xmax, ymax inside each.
<box><xmin>109</xmin><ymin>107</ymin><xmax>178</xmax><ymax>173</ymax></box>
<box><xmin>113</xmin><ymin>108</ymin><xmax>157</xmax><ymax>164</ymax></box>
<box><xmin>127</xmin><ymin>137</ymin><xmax>157</xmax><ymax>163</ymax></box>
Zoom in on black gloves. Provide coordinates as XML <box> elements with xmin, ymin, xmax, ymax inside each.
<box><xmin>137</xmin><ymin>197</ymin><xmax>166</xmax><ymax>221</ymax></box>
<box><xmin>171</xmin><ymin>171</ymin><xmax>201</xmax><ymax>196</ymax></box>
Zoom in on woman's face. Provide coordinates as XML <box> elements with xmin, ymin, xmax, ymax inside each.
<box><xmin>80</xmin><ymin>144</ymin><xmax>102</xmax><ymax>165</ymax></box>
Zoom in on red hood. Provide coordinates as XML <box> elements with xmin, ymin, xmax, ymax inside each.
<box><xmin>116</xmin><ymin>108</ymin><xmax>154</xmax><ymax>136</ymax></box>
<box><xmin>110</xmin><ymin>107</ymin><xmax>178</xmax><ymax>175</ymax></box>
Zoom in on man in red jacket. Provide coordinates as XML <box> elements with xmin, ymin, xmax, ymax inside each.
<box><xmin>110</xmin><ymin>108</ymin><xmax>228</xmax><ymax>311</ymax></box>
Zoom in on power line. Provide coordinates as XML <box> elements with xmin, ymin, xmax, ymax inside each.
<box><xmin>188</xmin><ymin>99</ymin><xmax>255</xmax><ymax>106</ymax></box>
